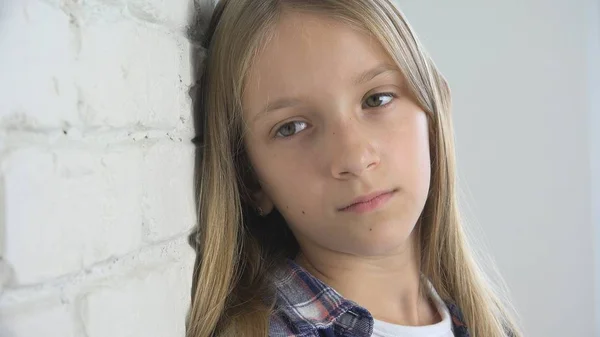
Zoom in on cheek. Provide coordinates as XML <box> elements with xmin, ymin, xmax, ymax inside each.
<box><xmin>385</xmin><ymin>111</ymin><xmax>431</xmax><ymax>199</ymax></box>
<box><xmin>412</xmin><ymin>113</ymin><xmax>432</xmax><ymax>184</ymax></box>
<box><xmin>413</xmin><ymin>115</ymin><xmax>432</xmax><ymax>203</ymax></box>
<box><xmin>246</xmin><ymin>139</ymin><xmax>320</xmax><ymax>210</ymax></box>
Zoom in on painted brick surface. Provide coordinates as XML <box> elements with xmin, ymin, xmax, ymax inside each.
<box><xmin>0</xmin><ymin>0</ymin><xmax>199</xmax><ymax>335</ymax></box>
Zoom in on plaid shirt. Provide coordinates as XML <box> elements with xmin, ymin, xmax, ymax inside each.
<box><xmin>269</xmin><ymin>258</ymin><xmax>470</xmax><ymax>337</ymax></box>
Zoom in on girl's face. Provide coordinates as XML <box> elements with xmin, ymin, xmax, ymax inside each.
<box><xmin>242</xmin><ymin>11</ymin><xmax>431</xmax><ymax>257</ymax></box>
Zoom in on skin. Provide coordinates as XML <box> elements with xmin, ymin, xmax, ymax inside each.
<box><xmin>242</xmin><ymin>11</ymin><xmax>438</xmax><ymax>326</ymax></box>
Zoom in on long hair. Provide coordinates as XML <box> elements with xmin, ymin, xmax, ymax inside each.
<box><xmin>186</xmin><ymin>1</ymin><xmax>522</xmax><ymax>336</ymax></box>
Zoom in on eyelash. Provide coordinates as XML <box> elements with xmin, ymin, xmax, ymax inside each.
<box><xmin>274</xmin><ymin>92</ymin><xmax>397</xmax><ymax>139</ymax></box>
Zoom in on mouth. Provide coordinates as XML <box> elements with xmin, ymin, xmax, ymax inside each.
<box><xmin>339</xmin><ymin>189</ymin><xmax>397</xmax><ymax>213</ymax></box>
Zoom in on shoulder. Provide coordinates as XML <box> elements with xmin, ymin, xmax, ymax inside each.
<box><xmin>269</xmin><ymin>310</ymin><xmax>303</xmax><ymax>336</ymax></box>
<box><xmin>268</xmin><ymin>259</ymin><xmax>368</xmax><ymax>336</ymax></box>
<box><xmin>267</xmin><ymin>260</ymin><xmax>325</xmax><ymax>336</ymax></box>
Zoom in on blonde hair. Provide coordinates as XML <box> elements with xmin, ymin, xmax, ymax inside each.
<box><xmin>186</xmin><ymin>1</ymin><xmax>522</xmax><ymax>336</ymax></box>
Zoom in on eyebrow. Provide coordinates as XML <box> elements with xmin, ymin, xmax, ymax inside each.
<box><xmin>352</xmin><ymin>63</ymin><xmax>399</xmax><ymax>86</ymax></box>
<box><xmin>254</xmin><ymin>63</ymin><xmax>400</xmax><ymax>122</ymax></box>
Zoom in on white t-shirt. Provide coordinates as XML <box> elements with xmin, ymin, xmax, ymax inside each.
<box><xmin>371</xmin><ymin>282</ymin><xmax>454</xmax><ymax>337</ymax></box>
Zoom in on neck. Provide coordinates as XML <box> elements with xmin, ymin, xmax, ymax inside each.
<box><xmin>294</xmin><ymin>231</ymin><xmax>440</xmax><ymax>326</ymax></box>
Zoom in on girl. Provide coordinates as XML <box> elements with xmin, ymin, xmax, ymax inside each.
<box><xmin>186</xmin><ymin>0</ymin><xmax>522</xmax><ymax>336</ymax></box>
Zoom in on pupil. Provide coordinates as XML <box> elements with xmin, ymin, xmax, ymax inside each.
<box><xmin>368</xmin><ymin>95</ymin><xmax>381</xmax><ymax>107</ymax></box>
<box><xmin>282</xmin><ymin>123</ymin><xmax>295</xmax><ymax>136</ymax></box>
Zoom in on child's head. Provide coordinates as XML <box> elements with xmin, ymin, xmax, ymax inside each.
<box><xmin>187</xmin><ymin>1</ymin><xmax>518</xmax><ymax>336</ymax></box>
<box><xmin>243</xmin><ymin>9</ymin><xmax>433</xmax><ymax>259</ymax></box>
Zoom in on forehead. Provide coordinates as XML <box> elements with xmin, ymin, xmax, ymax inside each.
<box><xmin>243</xmin><ymin>11</ymin><xmax>397</xmax><ymax>115</ymax></box>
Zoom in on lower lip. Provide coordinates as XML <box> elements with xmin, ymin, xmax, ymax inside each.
<box><xmin>341</xmin><ymin>191</ymin><xmax>395</xmax><ymax>213</ymax></box>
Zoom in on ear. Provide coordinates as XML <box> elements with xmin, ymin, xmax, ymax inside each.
<box><xmin>253</xmin><ymin>188</ymin><xmax>274</xmax><ymax>215</ymax></box>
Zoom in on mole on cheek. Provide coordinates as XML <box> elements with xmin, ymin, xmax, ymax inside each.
<box><xmin>369</xmin><ymin>228</ymin><xmax>372</xmax><ymax>231</ymax></box>
<box><xmin>302</xmin><ymin>210</ymin><xmax>305</xmax><ymax>214</ymax></box>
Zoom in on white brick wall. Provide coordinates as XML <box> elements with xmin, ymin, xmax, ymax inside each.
<box><xmin>0</xmin><ymin>0</ymin><xmax>198</xmax><ymax>335</ymax></box>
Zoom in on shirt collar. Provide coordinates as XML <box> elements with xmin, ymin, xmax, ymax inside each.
<box><xmin>271</xmin><ymin>258</ymin><xmax>469</xmax><ymax>336</ymax></box>
<box><xmin>271</xmin><ymin>258</ymin><xmax>371</xmax><ymax>335</ymax></box>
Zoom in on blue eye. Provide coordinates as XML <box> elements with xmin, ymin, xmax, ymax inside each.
<box><xmin>363</xmin><ymin>92</ymin><xmax>395</xmax><ymax>108</ymax></box>
<box><xmin>276</xmin><ymin>121</ymin><xmax>308</xmax><ymax>138</ymax></box>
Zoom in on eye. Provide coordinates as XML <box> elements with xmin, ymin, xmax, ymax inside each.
<box><xmin>275</xmin><ymin>121</ymin><xmax>308</xmax><ymax>138</ymax></box>
<box><xmin>363</xmin><ymin>92</ymin><xmax>396</xmax><ymax>109</ymax></box>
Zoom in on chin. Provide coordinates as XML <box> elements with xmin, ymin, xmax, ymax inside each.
<box><xmin>346</xmin><ymin>220</ymin><xmax>416</xmax><ymax>256</ymax></box>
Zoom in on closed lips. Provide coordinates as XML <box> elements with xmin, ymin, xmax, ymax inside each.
<box><xmin>339</xmin><ymin>189</ymin><xmax>396</xmax><ymax>211</ymax></box>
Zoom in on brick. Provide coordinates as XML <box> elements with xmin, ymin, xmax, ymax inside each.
<box><xmin>0</xmin><ymin>258</ymin><xmax>14</xmax><ymax>292</ymax></box>
<box><xmin>0</xmin><ymin>0</ymin><xmax>192</xmax><ymax>130</ymax></box>
<box><xmin>3</xmin><ymin>146</ymin><xmax>144</xmax><ymax>284</ymax></box>
<box><xmin>142</xmin><ymin>141</ymin><xmax>196</xmax><ymax>241</ymax></box>
<box><xmin>82</xmin><ymin>250</ymin><xmax>194</xmax><ymax>337</ymax></box>
<box><xmin>0</xmin><ymin>299</ymin><xmax>76</xmax><ymax>337</ymax></box>
<box><xmin>0</xmin><ymin>0</ymin><xmax>80</xmax><ymax>128</ymax></box>
<box><xmin>127</xmin><ymin>0</ymin><xmax>193</xmax><ymax>31</ymax></box>
<box><xmin>75</xmin><ymin>8</ymin><xmax>192</xmax><ymax>129</ymax></box>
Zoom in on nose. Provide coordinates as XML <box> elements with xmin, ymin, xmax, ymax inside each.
<box><xmin>328</xmin><ymin>119</ymin><xmax>380</xmax><ymax>179</ymax></box>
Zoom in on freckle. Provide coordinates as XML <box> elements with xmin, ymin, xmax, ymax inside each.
<box><xmin>369</xmin><ymin>228</ymin><xmax>372</xmax><ymax>231</ymax></box>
